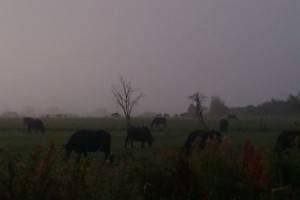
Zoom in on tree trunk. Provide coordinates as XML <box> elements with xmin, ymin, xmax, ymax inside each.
<box><xmin>200</xmin><ymin>119</ymin><xmax>208</xmax><ymax>130</ymax></box>
<box><xmin>126</xmin><ymin>115</ymin><xmax>131</xmax><ymax>128</ymax></box>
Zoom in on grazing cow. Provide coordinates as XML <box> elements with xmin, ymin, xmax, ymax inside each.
<box><xmin>24</xmin><ymin>118</ymin><xmax>46</xmax><ymax>133</ymax></box>
<box><xmin>65</xmin><ymin>129</ymin><xmax>111</xmax><ymax>161</ymax></box>
<box><xmin>125</xmin><ymin>126</ymin><xmax>153</xmax><ymax>148</ymax></box>
<box><xmin>150</xmin><ymin>117</ymin><xmax>167</xmax><ymax>129</ymax></box>
<box><xmin>23</xmin><ymin>117</ymin><xmax>33</xmax><ymax>125</ymax></box>
<box><xmin>111</xmin><ymin>112</ymin><xmax>121</xmax><ymax>117</ymax></box>
<box><xmin>184</xmin><ymin>130</ymin><xmax>222</xmax><ymax>151</ymax></box>
<box><xmin>275</xmin><ymin>130</ymin><xmax>300</xmax><ymax>154</ymax></box>
<box><xmin>219</xmin><ymin>119</ymin><xmax>229</xmax><ymax>133</ymax></box>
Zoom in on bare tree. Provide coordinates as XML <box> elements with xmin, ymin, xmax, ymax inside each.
<box><xmin>112</xmin><ymin>76</ymin><xmax>144</xmax><ymax>128</ymax></box>
<box><xmin>189</xmin><ymin>91</ymin><xmax>208</xmax><ymax>130</ymax></box>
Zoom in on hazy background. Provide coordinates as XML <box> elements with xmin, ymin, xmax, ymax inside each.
<box><xmin>0</xmin><ymin>1</ymin><xmax>299</xmax><ymax>116</ymax></box>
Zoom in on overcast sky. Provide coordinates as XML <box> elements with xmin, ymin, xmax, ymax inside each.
<box><xmin>0</xmin><ymin>1</ymin><xmax>299</xmax><ymax>115</ymax></box>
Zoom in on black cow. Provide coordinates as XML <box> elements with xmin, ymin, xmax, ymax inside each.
<box><xmin>163</xmin><ymin>114</ymin><xmax>170</xmax><ymax>117</ymax></box>
<box><xmin>275</xmin><ymin>130</ymin><xmax>300</xmax><ymax>154</ymax></box>
<box><xmin>219</xmin><ymin>119</ymin><xmax>229</xmax><ymax>133</ymax></box>
<box><xmin>151</xmin><ymin>117</ymin><xmax>167</xmax><ymax>129</ymax></box>
<box><xmin>23</xmin><ymin>117</ymin><xmax>33</xmax><ymax>125</ymax></box>
<box><xmin>24</xmin><ymin>118</ymin><xmax>46</xmax><ymax>133</ymax></box>
<box><xmin>184</xmin><ymin>130</ymin><xmax>222</xmax><ymax>151</ymax></box>
<box><xmin>65</xmin><ymin>129</ymin><xmax>111</xmax><ymax>161</ymax></box>
<box><xmin>111</xmin><ymin>112</ymin><xmax>121</xmax><ymax>117</ymax></box>
<box><xmin>125</xmin><ymin>126</ymin><xmax>153</xmax><ymax>148</ymax></box>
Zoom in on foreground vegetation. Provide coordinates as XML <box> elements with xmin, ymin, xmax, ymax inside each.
<box><xmin>0</xmin><ymin>116</ymin><xmax>299</xmax><ymax>199</ymax></box>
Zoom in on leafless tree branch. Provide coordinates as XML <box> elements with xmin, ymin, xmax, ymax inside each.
<box><xmin>112</xmin><ymin>76</ymin><xmax>145</xmax><ymax>127</ymax></box>
<box><xmin>189</xmin><ymin>91</ymin><xmax>208</xmax><ymax>130</ymax></box>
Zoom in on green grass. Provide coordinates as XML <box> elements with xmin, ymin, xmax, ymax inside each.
<box><xmin>0</xmin><ymin>116</ymin><xmax>295</xmax><ymax>157</ymax></box>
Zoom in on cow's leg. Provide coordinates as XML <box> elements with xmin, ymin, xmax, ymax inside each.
<box><xmin>131</xmin><ymin>140</ymin><xmax>134</xmax><ymax>148</ymax></box>
<box><xmin>83</xmin><ymin>151</ymin><xmax>88</xmax><ymax>158</ymax></box>
<box><xmin>103</xmin><ymin>151</ymin><xmax>109</xmax><ymax>161</ymax></box>
<box><xmin>125</xmin><ymin>137</ymin><xmax>129</xmax><ymax>148</ymax></box>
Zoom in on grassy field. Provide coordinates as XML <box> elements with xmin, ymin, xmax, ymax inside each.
<box><xmin>0</xmin><ymin>116</ymin><xmax>297</xmax><ymax>155</ymax></box>
<box><xmin>0</xmin><ymin>116</ymin><xmax>299</xmax><ymax>199</ymax></box>
<box><xmin>0</xmin><ymin>116</ymin><xmax>294</xmax><ymax>157</ymax></box>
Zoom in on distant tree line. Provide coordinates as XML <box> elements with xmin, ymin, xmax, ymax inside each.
<box><xmin>231</xmin><ymin>95</ymin><xmax>300</xmax><ymax>116</ymax></box>
<box><xmin>186</xmin><ymin>93</ymin><xmax>300</xmax><ymax>116</ymax></box>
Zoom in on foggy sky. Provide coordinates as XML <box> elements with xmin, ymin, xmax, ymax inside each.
<box><xmin>0</xmin><ymin>1</ymin><xmax>300</xmax><ymax>116</ymax></box>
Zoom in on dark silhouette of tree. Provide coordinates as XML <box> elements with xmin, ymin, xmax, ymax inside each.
<box><xmin>228</xmin><ymin>94</ymin><xmax>300</xmax><ymax>115</ymax></box>
<box><xmin>210</xmin><ymin>96</ymin><xmax>229</xmax><ymax>115</ymax></box>
<box><xmin>112</xmin><ymin>76</ymin><xmax>144</xmax><ymax>128</ymax></box>
<box><xmin>188</xmin><ymin>92</ymin><xmax>208</xmax><ymax>130</ymax></box>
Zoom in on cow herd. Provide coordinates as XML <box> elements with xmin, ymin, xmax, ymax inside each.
<box><xmin>21</xmin><ymin>117</ymin><xmax>300</xmax><ymax>162</ymax></box>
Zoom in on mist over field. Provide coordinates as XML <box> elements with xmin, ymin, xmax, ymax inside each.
<box><xmin>0</xmin><ymin>1</ymin><xmax>300</xmax><ymax>116</ymax></box>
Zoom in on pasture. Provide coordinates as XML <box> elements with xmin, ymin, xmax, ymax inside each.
<box><xmin>0</xmin><ymin>116</ymin><xmax>299</xmax><ymax>199</ymax></box>
<box><xmin>0</xmin><ymin>116</ymin><xmax>295</xmax><ymax>155</ymax></box>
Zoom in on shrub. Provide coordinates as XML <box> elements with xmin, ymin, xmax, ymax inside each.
<box><xmin>0</xmin><ymin>139</ymin><xmax>300</xmax><ymax>199</ymax></box>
